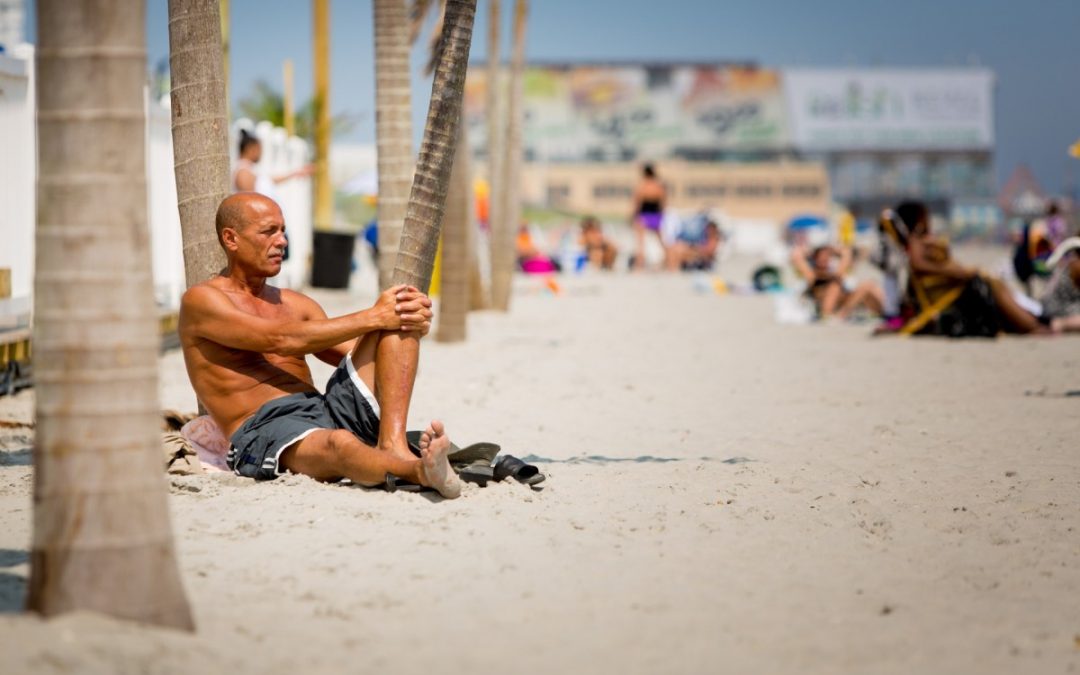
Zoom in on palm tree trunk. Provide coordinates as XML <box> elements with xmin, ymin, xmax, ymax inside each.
<box><xmin>167</xmin><ymin>0</ymin><xmax>230</xmax><ymax>287</ymax></box>
<box><xmin>28</xmin><ymin>0</ymin><xmax>194</xmax><ymax>630</ymax></box>
<box><xmin>374</xmin><ymin>0</ymin><xmax>414</xmax><ymax>290</ymax></box>
<box><xmin>466</xmin><ymin>179</ymin><xmax>487</xmax><ymax>310</ymax></box>
<box><xmin>490</xmin><ymin>0</ymin><xmax>525</xmax><ymax>312</ymax></box>
<box><xmin>436</xmin><ymin>123</ymin><xmax>473</xmax><ymax>342</ymax></box>
<box><xmin>392</xmin><ymin>0</ymin><xmax>476</xmax><ymax>291</ymax></box>
<box><xmin>475</xmin><ymin>0</ymin><xmax>502</xmax><ymax>310</ymax></box>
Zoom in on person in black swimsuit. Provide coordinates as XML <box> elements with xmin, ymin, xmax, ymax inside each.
<box><xmin>631</xmin><ymin>164</ymin><xmax>668</xmax><ymax>270</ymax></box>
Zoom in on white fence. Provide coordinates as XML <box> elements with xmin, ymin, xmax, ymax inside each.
<box><xmin>0</xmin><ymin>45</ymin><xmax>313</xmax><ymax>315</ymax></box>
<box><xmin>0</xmin><ymin>46</ymin><xmax>35</xmax><ymax>303</ymax></box>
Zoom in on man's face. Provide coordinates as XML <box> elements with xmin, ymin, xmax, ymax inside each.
<box><xmin>226</xmin><ymin>201</ymin><xmax>287</xmax><ymax>276</ymax></box>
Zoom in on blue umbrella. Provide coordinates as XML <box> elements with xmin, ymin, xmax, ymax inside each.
<box><xmin>787</xmin><ymin>215</ymin><xmax>828</xmax><ymax>231</ymax></box>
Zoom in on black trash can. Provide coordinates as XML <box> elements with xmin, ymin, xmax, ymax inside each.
<box><xmin>311</xmin><ymin>230</ymin><xmax>356</xmax><ymax>289</ymax></box>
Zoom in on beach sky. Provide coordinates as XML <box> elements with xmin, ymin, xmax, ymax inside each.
<box><xmin>17</xmin><ymin>0</ymin><xmax>1080</xmax><ymax>194</ymax></box>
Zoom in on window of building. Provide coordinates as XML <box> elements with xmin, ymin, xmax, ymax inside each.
<box><xmin>685</xmin><ymin>184</ymin><xmax>728</xmax><ymax>198</ymax></box>
<box><xmin>735</xmin><ymin>183</ymin><xmax>773</xmax><ymax>197</ymax></box>
<box><xmin>593</xmin><ymin>184</ymin><xmax>634</xmax><ymax>199</ymax></box>
<box><xmin>547</xmin><ymin>184</ymin><xmax>570</xmax><ymax>204</ymax></box>
<box><xmin>781</xmin><ymin>184</ymin><xmax>821</xmax><ymax>198</ymax></box>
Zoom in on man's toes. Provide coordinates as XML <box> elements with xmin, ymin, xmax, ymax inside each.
<box><xmin>429</xmin><ymin>419</ymin><xmax>444</xmax><ymax>437</ymax></box>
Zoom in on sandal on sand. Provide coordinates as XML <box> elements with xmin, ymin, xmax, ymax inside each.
<box><xmin>382</xmin><ymin>473</ymin><xmax>428</xmax><ymax>493</ymax></box>
<box><xmin>493</xmin><ymin>455</ymin><xmax>545</xmax><ymax>486</ymax></box>
<box><xmin>403</xmin><ymin>432</ymin><xmax>500</xmax><ymax>487</ymax></box>
<box><xmin>457</xmin><ymin>463</ymin><xmax>495</xmax><ymax>487</ymax></box>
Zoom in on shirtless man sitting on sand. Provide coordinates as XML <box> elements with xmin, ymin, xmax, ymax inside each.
<box><xmin>178</xmin><ymin>193</ymin><xmax>462</xmax><ymax>498</ymax></box>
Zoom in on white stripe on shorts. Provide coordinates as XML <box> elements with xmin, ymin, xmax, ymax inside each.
<box><xmin>344</xmin><ymin>355</ymin><xmax>381</xmax><ymax>419</ymax></box>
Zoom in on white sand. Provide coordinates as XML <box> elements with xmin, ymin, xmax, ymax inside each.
<box><xmin>1</xmin><ymin>261</ymin><xmax>1079</xmax><ymax>674</ymax></box>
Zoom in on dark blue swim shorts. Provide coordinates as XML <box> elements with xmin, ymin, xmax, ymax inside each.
<box><xmin>226</xmin><ymin>356</ymin><xmax>381</xmax><ymax>480</ymax></box>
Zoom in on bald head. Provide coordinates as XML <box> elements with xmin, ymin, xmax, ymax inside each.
<box><xmin>215</xmin><ymin>193</ymin><xmax>281</xmax><ymax>248</ymax></box>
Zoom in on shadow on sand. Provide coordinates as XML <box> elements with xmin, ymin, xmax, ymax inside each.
<box><xmin>519</xmin><ymin>454</ymin><xmax>755</xmax><ymax>465</ymax></box>
<box><xmin>0</xmin><ymin>549</ymin><xmax>29</xmax><ymax>613</ymax></box>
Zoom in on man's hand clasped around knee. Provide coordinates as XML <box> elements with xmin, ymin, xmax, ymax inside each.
<box><xmin>373</xmin><ymin>284</ymin><xmax>434</xmax><ymax>336</ymax></box>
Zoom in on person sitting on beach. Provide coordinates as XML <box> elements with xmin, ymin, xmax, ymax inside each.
<box><xmin>630</xmin><ymin>163</ymin><xmax>667</xmax><ymax>270</ymax></box>
<box><xmin>178</xmin><ymin>193</ymin><xmax>461</xmax><ymax>498</ymax></box>
<box><xmin>666</xmin><ymin>221</ymin><xmax>724</xmax><ymax>271</ymax></box>
<box><xmin>1039</xmin><ymin>239</ymin><xmax>1080</xmax><ymax>333</ymax></box>
<box><xmin>897</xmin><ymin>200</ymin><xmax>1046</xmax><ymax>336</ymax></box>
<box><xmin>791</xmin><ymin>243</ymin><xmax>884</xmax><ymax>320</ymax></box>
<box><xmin>516</xmin><ymin>223</ymin><xmax>560</xmax><ymax>273</ymax></box>
<box><xmin>579</xmin><ymin>216</ymin><xmax>617</xmax><ymax>270</ymax></box>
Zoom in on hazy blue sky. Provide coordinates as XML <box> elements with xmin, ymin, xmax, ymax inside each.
<box><xmin>25</xmin><ymin>0</ymin><xmax>1080</xmax><ymax>193</ymax></box>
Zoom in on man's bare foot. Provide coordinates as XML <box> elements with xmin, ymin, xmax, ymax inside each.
<box><xmin>417</xmin><ymin>420</ymin><xmax>461</xmax><ymax>499</ymax></box>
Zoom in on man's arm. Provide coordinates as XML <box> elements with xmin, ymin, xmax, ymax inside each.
<box><xmin>180</xmin><ymin>284</ymin><xmax>431</xmax><ymax>356</ymax></box>
<box><xmin>293</xmin><ymin>291</ymin><xmax>431</xmax><ymax>366</ymax></box>
<box><xmin>234</xmin><ymin>167</ymin><xmax>255</xmax><ymax>192</ymax></box>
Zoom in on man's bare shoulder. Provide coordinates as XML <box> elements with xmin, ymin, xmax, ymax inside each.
<box><xmin>180</xmin><ymin>279</ymin><xmax>228</xmax><ymax>312</ymax></box>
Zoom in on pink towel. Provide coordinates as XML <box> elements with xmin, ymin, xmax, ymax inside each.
<box><xmin>181</xmin><ymin>416</ymin><xmax>231</xmax><ymax>472</ymax></box>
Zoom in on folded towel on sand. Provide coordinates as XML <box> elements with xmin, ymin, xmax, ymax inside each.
<box><xmin>161</xmin><ymin>412</ymin><xmax>230</xmax><ymax>474</ymax></box>
<box><xmin>180</xmin><ymin>415</ymin><xmax>231</xmax><ymax>472</ymax></box>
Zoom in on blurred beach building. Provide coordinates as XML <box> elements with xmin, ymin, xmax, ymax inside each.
<box><xmin>465</xmin><ymin>62</ymin><xmax>997</xmax><ymax>229</ymax></box>
<box><xmin>0</xmin><ymin>0</ymin><xmax>24</xmax><ymax>51</ymax></box>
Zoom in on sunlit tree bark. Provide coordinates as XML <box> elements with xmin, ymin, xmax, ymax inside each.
<box><xmin>374</xmin><ymin>0</ymin><xmax>415</xmax><ymax>290</ymax></box>
<box><xmin>168</xmin><ymin>0</ymin><xmax>230</xmax><ymax>287</ymax></box>
<box><xmin>28</xmin><ymin>0</ymin><xmax>194</xmax><ymax>630</ymax></box>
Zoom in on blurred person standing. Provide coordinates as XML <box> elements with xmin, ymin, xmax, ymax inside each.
<box><xmin>630</xmin><ymin>163</ymin><xmax>667</xmax><ymax>270</ymax></box>
<box><xmin>232</xmin><ymin>129</ymin><xmax>313</xmax><ymax>197</ymax></box>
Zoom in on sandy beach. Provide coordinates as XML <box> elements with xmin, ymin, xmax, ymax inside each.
<box><xmin>1</xmin><ymin>260</ymin><xmax>1079</xmax><ymax>674</ymax></box>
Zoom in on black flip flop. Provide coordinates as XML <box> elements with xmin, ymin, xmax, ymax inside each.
<box><xmin>457</xmin><ymin>464</ymin><xmax>495</xmax><ymax>487</ymax></box>
<box><xmin>493</xmin><ymin>455</ymin><xmax>545</xmax><ymax>486</ymax></box>
<box><xmin>382</xmin><ymin>473</ymin><xmax>428</xmax><ymax>493</ymax></box>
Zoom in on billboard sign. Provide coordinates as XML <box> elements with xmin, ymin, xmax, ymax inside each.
<box><xmin>784</xmin><ymin>69</ymin><xmax>994</xmax><ymax>151</ymax></box>
<box><xmin>465</xmin><ymin>64</ymin><xmax>788</xmax><ymax>162</ymax></box>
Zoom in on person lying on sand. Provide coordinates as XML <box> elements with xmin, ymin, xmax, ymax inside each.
<box><xmin>898</xmin><ymin>200</ymin><xmax>1048</xmax><ymax>336</ymax></box>
<box><xmin>178</xmin><ymin>193</ymin><xmax>461</xmax><ymax>498</ymax></box>
<box><xmin>791</xmin><ymin>243</ymin><xmax>884</xmax><ymax>320</ymax></box>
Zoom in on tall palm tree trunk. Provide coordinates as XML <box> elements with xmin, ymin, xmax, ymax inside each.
<box><xmin>482</xmin><ymin>0</ymin><xmax>503</xmax><ymax>309</ymax></box>
<box><xmin>168</xmin><ymin>0</ymin><xmax>230</xmax><ymax>287</ymax></box>
<box><xmin>392</xmin><ymin>0</ymin><xmax>476</xmax><ymax>290</ymax></box>
<box><xmin>491</xmin><ymin>0</ymin><xmax>525</xmax><ymax>312</ymax></box>
<box><xmin>374</xmin><ymin>0</ymin><xmax>414</xmax><ymax>290</ymax></box>
<box><xmin>466</xmin><ymin>173</ymin><xmax>487</xmax><ymax>310</ymax></box>
<box><xmin>436</xmin><ymin>123</ymin><xmax>473</xmax><ymax>342</ymax></box>
<box><xmin>28</xmin><ymin>0</ymin><xmax>194</xmax><ymax>630</ymax></box>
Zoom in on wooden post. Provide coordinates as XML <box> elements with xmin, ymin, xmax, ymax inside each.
<box><xmin>313</xmin><ymin>0</ymin><xmax>332</xmax><ymax>230</ymax></box>
<box><xmin>0</xmin><ymin>268</ymin><xmax>10</xmax><ymax>299</ymax></box>
<box><xmin>283</xmin><ymin>58</ymin><xmax>295</xmax><ymax>136</ymax></box>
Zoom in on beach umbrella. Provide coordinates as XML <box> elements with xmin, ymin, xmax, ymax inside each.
<box><xmin>787</xmin><ymin>214</ymin><xmax>828</xmax><ymax>231</ymax></box>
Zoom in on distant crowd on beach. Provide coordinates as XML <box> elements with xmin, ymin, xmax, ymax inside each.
<box><xmin>511</xmin><ymin>163</ymin><xmax>1080</xmax><ymax>338</ymax></box>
